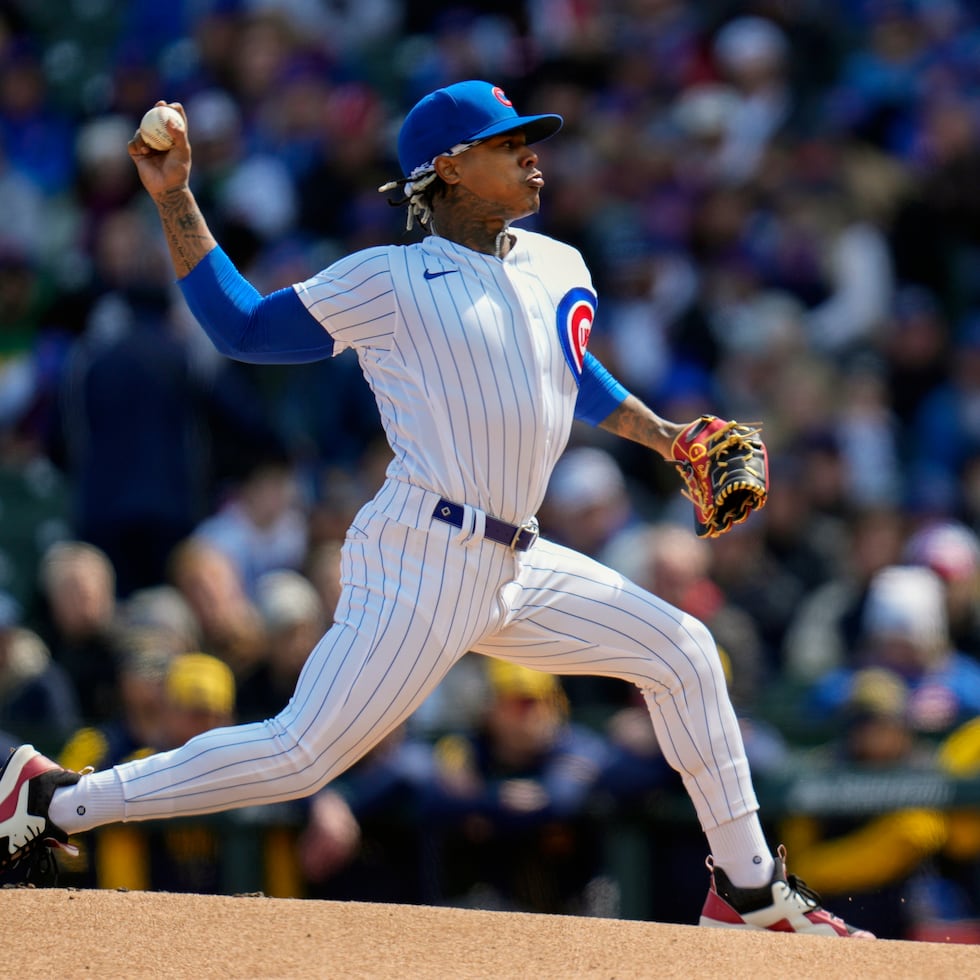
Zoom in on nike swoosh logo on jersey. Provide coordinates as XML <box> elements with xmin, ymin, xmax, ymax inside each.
<box><xmin>423</xmin><ymin>268</ymin><xmax>459</xmax><ymax>280</ymax></box>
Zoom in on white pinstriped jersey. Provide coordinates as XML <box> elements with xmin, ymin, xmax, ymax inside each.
<box><xmin>293</xmin><ymin>229</ymin><xmax>595</xmax><ymax>526</ymax></box>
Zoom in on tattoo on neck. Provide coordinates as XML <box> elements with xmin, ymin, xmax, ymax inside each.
<box><xmin>435</xmin><ymin>190</ymin><xmax>515</xmax><ymax>255</ymax></box>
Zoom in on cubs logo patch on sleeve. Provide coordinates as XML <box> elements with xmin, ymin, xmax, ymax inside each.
<box><xmin>556</xmin><ymin>287</ymin><xmax>596</xmax><ymax>383</ymax></box>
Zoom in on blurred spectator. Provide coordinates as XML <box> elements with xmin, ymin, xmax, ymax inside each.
<box><xmin>827</xmin><ymin>0</ymin><xmax>929</xmax><ymax>157</ymax></box>
<box><xmin>776</xmin><ymin>422</ymin><xmax>851</xmax><ymax>523</ymax></box>
<box><xmin>0</xmin><ymin>144</ymin><xmax>47</xmax><ymax>262</ymax></box>
<box><xmin>0</xmin><ymin>246</ymin><xmax>58</xmax><ymax>457</ymax></box>
<box><xmin>781</xmin><ymin>666</ymin><xmax>950</xmax><ymax>941</ymax></box>
<box><xmin>833</xmin><ymin>357</ymin><xmax>903</xmax><ymax>508</ymax></box>
<box><xmin>890</xmin><ymin>90</ymin><xmax>980</xmax><ymax>321</ymax></box>
<box><xmin>759</xmin><ymin>454</ymin><xmax>843</xmax><ymax>596</ymax></box>
<box><xmin>182</xmin><ymin>86</ymin><xmax>298</xmax><ymax>251</ymax></box>
<box><xmin>71</xmin><ymin>115</ymin><xmax>143</xmax><ymax>256</ymax></box>
<box><xmin>117</xmin><ymin>584</ymin><xmax>202</xmax><ymax>658</ymax></box>
<box><xmin>782</xmin><ymin>504</ymin><xmax>907</xmax><ymax>682</ymax></box>
<box><xmin>646</xmin><ymin>522</ymin><xmax>764</xmax><ymax>711</ymax></box>
<box><xmin>904</xmin><ymin>520</ymin><xmax>980</xmax><ymax>661</ymax></box>
<box><xmin>909</xmin><ymin>314</ymin><xmax>980</xmax><ymax>514</ymax></box>
<box><xmin>157</xmin><ymin>650</ymin><xmax>236</xmax><ymax>749</ymax></box>
<box><xmin>265</xmin><ymin>351</ymin><xmax>386</xmax><ymax>484</ymax></box>
<box><xmin>600</xmin><ymin>245</ymin><xmax>700</xmax><ymax>407</ymax></box>
<box><xmin>806</xmin><ymin>565</ymin><xmax>980</xmax><ymax>739</ymax></box>
<box><xmin>425</xmin><ymin>659</ymin><xmax>613</xmax><ymax>915</ymax></box>
<box><xmin>295</xmin><ymin>80</ymin><xmax>401</xmax><ymax>249</ymax></box>
<box><xmin>60</xmin><ymin>644</ymin><xmax>172</xmax><ymax>778</ymax></box>
<box><xmin>48</xmin><ymin>213</ymin><xmax>210</xmax><ymax>596</ymax></box>
<box><xmin>0</xmin><ymin>450</ymin><xmax>71</xmax><ymax>616</ymax></box>
<box><xmin>0</xmin><ymin>42</ymin><xmax>75</xmax><ymax>195</ymax></box>
<box><xmin>167</xmin><ymin>537</ymin><xmax>267</xmax><ymax>681</ymax></box>
<box><xmin>237</xmin><ymin>568</ymin><xmax>327</xmax><ymax>721</ymax></box>
<box><xmin>538</xmin><ymin>445</ymin><xmax>639</xmax><ymax>561</ymax></box>
<box><xmin>411</xmin><ymin>651</ymin><xmax>497</xmax><ymax>741</ymax></box>
<box><xmin>191</xmin><ymin>452</ymin><xmax>308</xmax><ymax>600</ymax></box>
<box><xmin>929</xmin><ymin>715</ymin><xmax>980</xmax><ymax>940</ymax></box>
<box><xmin>878</xmin><ymin>284</ymin><xmax>951</xmax><ymax>430</ymax></box>
<box><xmin>708</xmin><ymin>15</ymin><xmax>794</xmax><ymax>184</ymax></box>
<box><xmin>0</xmin><ymin>588</ymin><xmax>80</xmax><ymax>748</ymax></box>
<box><xmin>36</xmin><ymin>540</ymin><xmax>122</xmax><ymax>725</ymax></box>
<box><xmin>298</xmin><ymin>723</ymin><xmax>439</xmax><ymax>905</ymax></box>
<box><xmin>800</xmin><ymin>150</ymin><xmax>899</xmax><ymax>358</ymax></box>
<box><xmin>671</xmin><ymin>81</ymin><xmax>745</xmax><ymax>187</ymax></box>
<box><xmin>708</xmin><ymin>288</ymin><xmax>811</xmax><ymax>424</ymax></box>
<box><xmin>706</xmin><ymin>514</ymin><xmax>807</xmax><ymax>671</ymax></box>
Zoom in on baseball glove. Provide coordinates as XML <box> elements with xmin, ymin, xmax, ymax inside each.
<box><xmin>670</xmin><ymin>415</ymin><xmax>769</xmax><ymax>539</ymax></box>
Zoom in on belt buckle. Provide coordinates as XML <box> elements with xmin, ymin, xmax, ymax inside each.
<box><xmin>511</xmin><ymin>516</ymin><xmax>539</xmax><ymax>551</ymax></box>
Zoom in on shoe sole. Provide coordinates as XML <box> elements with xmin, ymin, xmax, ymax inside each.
<box><xmin>700</xmin><ymin>914</ymin><xmax>875</xmax><ymax>938</ymax></box>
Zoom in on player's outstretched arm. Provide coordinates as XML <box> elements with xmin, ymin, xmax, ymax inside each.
<box><xmin>598</xmin><ymin>394</ymin><xmax>684</xmax><ymax>459</ymax></box>
<box><xmin>127</xmin><ymin>101</ymin><xmax>217</xmax><ymax>278</ymax></box>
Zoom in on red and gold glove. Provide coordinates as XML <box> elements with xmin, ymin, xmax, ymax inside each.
<box><xmin>670</xmin><ymin>416</ymin><xmax>769</xmax><ymax>538</ymax></box>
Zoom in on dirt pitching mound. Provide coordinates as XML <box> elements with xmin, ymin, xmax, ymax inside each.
<box><xmin>2</xmin><ymin>887</ymin><xmax>975</xmax><ymax>978</ymax></box>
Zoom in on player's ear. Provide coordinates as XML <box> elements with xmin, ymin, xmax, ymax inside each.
<box><xmin>434</xmin><ymin>155</ymin><xmax>460</xmax><ymax>184</ymax></box>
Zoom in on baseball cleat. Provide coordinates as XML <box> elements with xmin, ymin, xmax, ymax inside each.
<box><xmin>0</xmin><ymin>745</ymin><xmax>80</xmax><ymax>882</ymax></box>
<box><xmin>699</xmin><ymin>845</ymin><xmax>876</xmax><ymax>938</ymax></box>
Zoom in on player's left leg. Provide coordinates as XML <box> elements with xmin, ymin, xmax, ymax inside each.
<box><xmin>472</xmin><ymin>537</ymin><xmax>874</xmax><ymax>937</ymax></box>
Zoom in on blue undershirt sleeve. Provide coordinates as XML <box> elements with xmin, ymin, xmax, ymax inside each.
<box><xmin>575</xmin><ymin>352</ymin><xmax>630</xmax><ymax>426</ymax></box>
<box><xmin>178</xmin><ymin>246</ymin><xmax>335</xmax><ymax>363</ymax></box>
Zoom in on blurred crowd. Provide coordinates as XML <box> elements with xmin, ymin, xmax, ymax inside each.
<box><xmin>3</xmin><ymin>0</ymin><xmax>980</xmax><ymax>941</ymax></box>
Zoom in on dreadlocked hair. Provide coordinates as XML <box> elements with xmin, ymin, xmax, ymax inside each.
<box><xmin>378</xmin><ymin>138</ymin><xmax>484</xmax><ymax>230</ymax></box>
<box><xmin>378</xmin><ymin>170</ymin><xmax>443</xmax><ymax>230</ymax></box>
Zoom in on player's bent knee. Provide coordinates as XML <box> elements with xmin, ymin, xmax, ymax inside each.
<box><xmin>635</xmin><ymin>614</ymin><xmax>727</xmax><ymax>691</ymax></box>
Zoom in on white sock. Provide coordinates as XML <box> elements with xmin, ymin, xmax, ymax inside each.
<box><xmin>49</xmin><ymin>768</ymin><xmax>127</xmax><ymax>834</ymax></box>
<box><xmin>705</xmin><ymin>812</ymin><xmax>775</xmax><ymax>888</ymax></box>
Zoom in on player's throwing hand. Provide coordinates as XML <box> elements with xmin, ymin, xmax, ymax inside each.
<box><xmin>127</xmin><ymin>101</ymin><xmax>191</xmax><ymax>198</ymax></box>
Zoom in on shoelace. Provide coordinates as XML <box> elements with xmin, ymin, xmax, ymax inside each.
<box><xmin>0</xmin><ymin>835</ymin><xmax>59</xmax><ymax>888</ymax></box>
<box><xmin>786</xmin><ymin>873</ymin><xmax>823</xmax><ymax>910</ymax></box>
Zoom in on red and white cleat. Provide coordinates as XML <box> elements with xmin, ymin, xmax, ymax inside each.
<box><xmin>0</xmin><ymin>745</ymin><xmax>80</xmax><ymax>882</ymax></box>
<box><xmin>700</xmin><ymin>845</ymin><xmax>876</xmax><ymax>938</ymax></box>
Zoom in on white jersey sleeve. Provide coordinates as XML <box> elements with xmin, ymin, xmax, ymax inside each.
<box><xmin>292</xmin><ymin>247</ymin><xmax>398</xmax><ymax>354</ymax></box>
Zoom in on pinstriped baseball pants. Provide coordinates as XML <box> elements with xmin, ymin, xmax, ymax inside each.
<box><xmin>110</xmin><ymin>479</ymin><xmax>758</xmax><ymax>833</ymax></box>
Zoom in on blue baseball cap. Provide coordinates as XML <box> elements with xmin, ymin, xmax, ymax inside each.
<box><xmin>397</xmin><ymin>80</ymin><xmax>563</xmax><ymax>177</ymax></box>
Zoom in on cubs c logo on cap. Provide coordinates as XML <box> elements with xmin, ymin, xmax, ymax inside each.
<box><xmin>492</xmin><ymin>86</ymin><xmax>512</xmax><ymax>107</ymax></box>
<box><xmin>556</xmin><ymin>286</ymin><xmax>596</xmax><ymax>382</ymax></box>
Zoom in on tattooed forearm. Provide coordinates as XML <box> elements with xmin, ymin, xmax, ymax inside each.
<box><xmin>155</xmin><ymin>186</ymin><xmax>217</xmax><ymax>277</ymax></box>
<box><xmin>599</xmin><ymin>395</ymin><xmax>683</xmax><ymax>459</ymax></box>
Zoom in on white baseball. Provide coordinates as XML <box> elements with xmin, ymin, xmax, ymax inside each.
<box><xmin>140</xmin><ymin>105</ymin><xmax>184</xmax><ymax>150</ymax></box>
